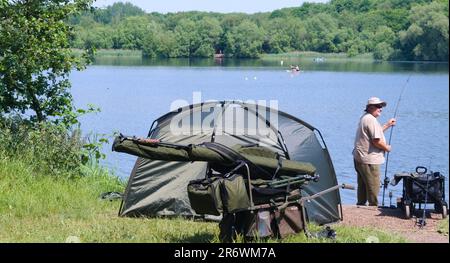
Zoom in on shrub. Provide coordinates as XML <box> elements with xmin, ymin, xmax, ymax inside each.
<box><xmin>0</xmin><ymin>116</ymin><xmax>97</xmax><ymax>178</ymax></box>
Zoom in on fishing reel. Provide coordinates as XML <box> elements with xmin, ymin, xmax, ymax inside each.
<box><xmin>380</xmin><ymin>178</ymin><xmax>396</xmax><ymax>208</ymax></box>
<box><xmin>383</xmin><ymin>176</ymin><xmax>390</xmax><ymax>189</ymax></box>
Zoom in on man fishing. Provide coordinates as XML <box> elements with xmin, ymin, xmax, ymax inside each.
<box><xmin>353</xmin><ymin>97</ymin><xmax>396</xmax><ymax>207</ymax></box>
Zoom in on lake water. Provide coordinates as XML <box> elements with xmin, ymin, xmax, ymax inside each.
<box><xmin>70</xmin><ymin>58</ymin><xmax>449</xmax><ymax>205</ymax></box>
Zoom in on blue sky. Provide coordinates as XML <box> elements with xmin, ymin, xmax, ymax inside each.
<box><xmin>93</xmin><ymin>0</ymin><xmax>329</xmax><ymax>14</ymax></box>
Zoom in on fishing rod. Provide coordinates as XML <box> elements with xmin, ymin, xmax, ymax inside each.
<box><xmin>381</xmin><ymin>75</ymin><xmax>412</xmax><ymax>208</ymax></box>
<box><xmin>417</xmin><ymin>161</ymin><xmax>432</xmax><ymax>228</ymax></box>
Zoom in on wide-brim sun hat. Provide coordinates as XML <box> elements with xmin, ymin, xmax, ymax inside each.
<box><xmin>366</xmin><ymin>97</ymin><xmax>387</xmax><ymax>107</ymax></box>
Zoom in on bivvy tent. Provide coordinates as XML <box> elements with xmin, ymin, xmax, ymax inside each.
<box><xmin>113</xmin><ymin>101</ymin><xmax>343</xmax><ymax>226</ymax></box>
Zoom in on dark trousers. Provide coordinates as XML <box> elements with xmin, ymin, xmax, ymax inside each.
<box><xmin>354</xmin><ymin>159</ymin><xmax>380</xmax><ymax>206</ymax></box>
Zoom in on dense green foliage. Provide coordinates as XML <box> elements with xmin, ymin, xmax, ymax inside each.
<box><xmin>69</xmin><ymin>0</ymin><xmax>448</xmax><ymax>60</ymax></box>
<box><xmin>0</xmin><ymin>0</ymin><xmax>93</xmax><ymax>123</ymax></box>
<box><xmin>0</xmin><ymin>115</ymin><xmax>106</xmax><ymax>176</ymax></box>
<box><xmin>0</xmin><ymin>1</ymin><xmax>109</xmax><ymax>164</ymax></box>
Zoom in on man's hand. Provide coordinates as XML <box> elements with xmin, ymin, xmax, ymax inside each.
<box><xmin>385</xmin><ymin>144</ymin><xmax>392</xmax><ymax>152</ymax></box>
<box><xmin>387</xmin><ymin>118</ymin><xmax>396</xmax><ymax>127</ymax></box>
<box><xmin>383</xmin><ymin>118</ymin><xmax>396</xmax><ymax>131</ymax></box>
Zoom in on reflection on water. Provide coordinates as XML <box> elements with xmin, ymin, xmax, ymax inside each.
<box><xmin>93</xmin><ymin>56</ymin><xmax>449</xmax><ymax>73</ymax></box>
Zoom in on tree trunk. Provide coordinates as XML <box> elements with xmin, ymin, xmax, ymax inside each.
<box><xmin>31</xmin><ymin>94</ymin><xmax>44</xmax><ymax>123</ymax></box>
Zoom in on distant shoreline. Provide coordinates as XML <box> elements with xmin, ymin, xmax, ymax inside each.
<box><xmin>73</xmin><ymin>48</ymin><xmax>372</xmax><ymax>60</ymax></box>
<box><xmin>71</xmin><ymin>49</ymin><xmax>450</xmax><ymax>63</ymax></box>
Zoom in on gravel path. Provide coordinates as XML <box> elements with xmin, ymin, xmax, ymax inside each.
<box><xmin>339</xmin><ymin>205</ymin><xmax>449</xmax><ymax>243</ymax></box>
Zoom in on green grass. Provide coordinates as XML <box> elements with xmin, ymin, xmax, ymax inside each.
<box><xmin>437</xmin><ymin>218</ymin><xmax>449</xmax><ymax>236</ymax></box>
<box><xmin>0</xmin><ymin>154</ymin><xmax>219</xmax><ymax>243</ymax></box>
<box><xmin>0</xmin><ymin>154</ymin><xmax>408</xmax><ymax>243</ymax></box>
<box><xmin>277</xmin><ymin>223</ymin><xmax>406</xmax><ymax>243</ymax></box>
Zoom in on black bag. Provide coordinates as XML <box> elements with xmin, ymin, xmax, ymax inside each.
<box><xmin>405</xmin><ymin>172</ymin><xmax>444</xmax><ymax>203</ymax></box>
<box><xmin>187</xmin><ymin>177</ymin><xmax>223</xmax><ymax>216</ymax></box>
<box><xmin>187</xmin><ymin>174</ymin><xmax>251</xmax><ymax>216</ymax></box>
<box><xmin>220</xmin><ymin>174</ymin><xmax>251</xmax><ymax>213</ymax></box>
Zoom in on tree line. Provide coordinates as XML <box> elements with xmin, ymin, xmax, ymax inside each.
<box><xmin>69</xmin><ymin>0</ymin><xmax>449</xmax><ymax>61</ymax></box>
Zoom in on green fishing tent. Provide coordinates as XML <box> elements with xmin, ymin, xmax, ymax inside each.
<box><xmin>114</xmin><ymin>101</ymin><xmax>342</xmax><ymax>224</ymax></box>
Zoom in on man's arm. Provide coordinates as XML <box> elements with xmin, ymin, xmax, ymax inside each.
<box><xmin>372</xmin><ymin>138</ymin><xmax>391</xmax><ymax>152</ymax></box>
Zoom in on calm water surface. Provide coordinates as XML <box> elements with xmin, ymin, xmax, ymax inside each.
<box><xmin>71</xmin><ymin>58</ymin><xmax>449</xmax><ymax>204</ymax></box>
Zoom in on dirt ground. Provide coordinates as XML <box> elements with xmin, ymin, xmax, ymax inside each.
<box><xmin>339</xmin><ymin>205</ymin><xmax>449</xmax><ymax>243</ymax></box>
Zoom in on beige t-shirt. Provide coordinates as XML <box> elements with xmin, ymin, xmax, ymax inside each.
<box><xmin>353</xmin><ymin>113</ymin><xmax>386</xmax><ymax>164</ymax></box>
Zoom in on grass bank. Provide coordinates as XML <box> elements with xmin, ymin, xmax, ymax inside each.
<box><xmin>0</xmin><ymin>155</ymin><xmax>408</xmax><ymax>243</ymax></box>
<box><xmin>71</xmin><ymin>48</ymin><xmax>142</xmax><ymax>57</ymax></box>
<box><xmin>0</xmin><ymin>154</ymin><xmax>217</xmax><ymax>242</ymax></box>
<box><xmin>261</xmin><ymin>51</ymin><xmax>374</xmax><ymax>61</ymax></box>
